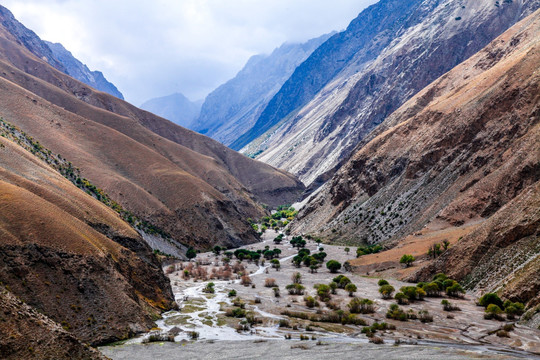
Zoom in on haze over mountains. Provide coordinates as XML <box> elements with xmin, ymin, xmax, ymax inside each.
<box><xmin>0</xmin><ymin>0</ymin><xmax>539</xmax><ymax>357</ymax></box>
<box><xmin>140</xmin><ymin>93</ymin><xmax>202</xmax><ymax>128</ymax></box>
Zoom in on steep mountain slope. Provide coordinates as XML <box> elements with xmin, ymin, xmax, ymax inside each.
<box><xmin>193</xmin><ymin>34</ymin><xmax>332</xmax><ymax>146</ymax></box>
<box><xmin>294</xmin><ymin>9</ymin><xmax>540</xmax><ymax>303</ymax></box>
<box><xmin>243</xmin><ymin>0</ymin><xmax>539</xmax><ymax>185</ymax></box>
<box><xmin>0</xmin><ymin>134</ymin><xmax>176</xmax><ymax>345</ymax></box>
<box><xmin>0</xmin><ymin>6</ymin><xmax>304</xmax><ymax>252</ymax></box>
<box><xmin>0</xmin><ymin>286</ymin><xmax>106</xmax><ymax>359</ymax></box>
<box><xmin>45</xmin><ymin>41</ymin><xmax>124</xmax><ymax>99</ymax></box>
<box><xmin>141</xmin><ymin>92</ymin><xmax>201</xmax><ymax>128</ymax></box>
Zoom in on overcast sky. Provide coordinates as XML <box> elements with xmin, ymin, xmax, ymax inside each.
<box><xmin>3</xmin><ymin>0</ymin><xmax>375</xmax><ymax>105</ymax></box>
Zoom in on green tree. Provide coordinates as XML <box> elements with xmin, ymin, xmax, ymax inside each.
<box><xmin>186</xmin><ymin>247</ymin><xmax>197</xmax><ymax>260</ymax></box>
<box><xmin>377</xmin><ymin>279</ymin><xmax>389</xmax><ymax>286</ymax></box>
<box><xmin>344</xmin><ymin>247</ymin><xmax>350</xmax><ymax>255</ymax></box>
<box><xmin>326</xmin><ymin>260</ymin><xmax>342</xmax><ymax>273</ymax></box>
<box><xmin>399</xmin><ymin>254</ymin><xmax>415</xmax><ymax>267</ymax></box>
<box><xmin>478</xmin><ymin>293</ymin><xmax>503</xmax><ymax>308</ymax></box>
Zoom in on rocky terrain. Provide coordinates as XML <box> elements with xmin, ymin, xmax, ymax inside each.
<box><xmin>293</xmin><ymin>8</ymin><xmax>540</xmax><ymax>310</ymax></box>
<box><xmin>141</xmin><ymin>92</ymin><xmax>202</xmax><ymax>128</ymax></box>
<box><xmin>239</xmin><ymin>0</ymin><xmax>539</xmax><ymax>186</ymax></box>
<box><xmin>102</xmin><ymin>232</ymin><xmax>540</xmax><ymax>359</ymax></box>
<box><xmin>0</xmin><ymin>286</ymin><xmax>106</xmax><ymax>359</ymax></box>
<box><xmin>193</xmin><ymin>34</ymin><xmax>332</xmax><ymax>146</ymax></box>
<box><xmin>45</xmin><ymin>41</ymin><xmax>124</xmax><ymax>99</ymax></box>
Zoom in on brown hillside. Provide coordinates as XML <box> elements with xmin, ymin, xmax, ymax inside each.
<box><xmin>295</xmin><ymin>10</ymin><xmax>540</xmax><ymax>303</ymax></box>
<box><xmin>0</xmin><ymin>8</ymin><xmax>304</xmax><ymax>251</ymax></box>
<box><xmin>0</xmin><ymin>6</ymin><xmax>304</xmax><ymax>209</ymax></box>
<box><xmin>0</xmin><ymin>136</ymin><xmax>175</xmax><ymax>345</ymax></box>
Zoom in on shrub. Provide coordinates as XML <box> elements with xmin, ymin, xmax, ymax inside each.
<box><xmin>422</xmin><ymin>282</ymin><xmax>441</xmax><ymax>297</ymax></box>
<box><xmin>496</xmin><ymin>330</ymin><xmax>510</xmax><ymax>338</ymax></box>
<box><xmin>386</xmin><ymin>304</ymin><xmax>407</xmax><ymax>321</ymax></box>
<box><xmin>400</xmin><ymin>286</ymin><xmax>420</xmax><ymax>302</ymax></box>
<box><xmin>478</xmin><ymin>293</ymin><xmax>503</xmax><ymax>308</ymax></box>
<box><xmin>377</xmin><ymin>279</ymin><xmax>389</xmax><ymax>286</ymax></box>
<box><xmin>333</xmin><ymin>275</ymin><xmax>351</xmax><ymax>289</ymax></box>
<box><xmin>292</xmin><ymin>272</ymin><xmax>302</xmax><ymax>284</ymax></box>
<box><xmin>504</xmin><ymin>301</ymin><xmax>524</xmax><ymax>319</ymax></box>
<box><xmin>326</xmin><ymin>260</ymin><xmax>342</xmax><ymax>273</ymax></box>
<box><xmin>279</xmin><ymin>319</ymin><xmax>290</xmax><ymax>328</ymax></box>
<box><xmin>265</xmin><ymin>278</ymin><xmax>276</xmax><ymax>287</ymax></box>
<box><xmin>186</xmin><ymin>247</ymin><xmax>197</xmax><ymax>260</ymax></box>
<box><xmin>484</xmin><ymin>304</ymin><xmax>504</xmax><ymax>321</ymax></box>
<box><xmin>272</xmin><ymin>287</ymin><xmax>280</xmax><ymax>297</ymax></box>
<box><xmin>329</xmin><ymin>281</ymin><xmax>338</xmax><ymax>294</ymax></box>
<box><xmin>203</xmin><ymin>282</ymin><xmax>215</xmax><ymax>294</ymax></box>
<box><xmin>445</xmin><ymin>282</ymin><xmax>465</xmax><ymax>298</ymax></box>
<box><xmin>399</xmin><ymin>254</ymin><xmax>415</xmax><ymax>267</ymax></box>
<box><xmin>305</xmin><ymin>296</ymin><xmax>319</xmax><ymax>308</ymax></box>
<box><xmin>286</xmin><ymin>283</ymin><xmax>305</xmax><ymax>295</ymax></box>
<box><xmin>241</xmin><ymin>275</ymin><xmax>252</xmax><ymax>286</ymax></box>
<box><xmin>418</xmin><ymin>310</ymin><xmax>433</xmax><ymax>323</ymax></box>
<box><xmin>348</xmin><ymin>298</ymin><xmax>375</xmax><ymax>314</ymax></box>
<box><xmin>441</xmin><ymin>299</ymin><xmax>460</xmax><ymax>311</ymax></box>
<box><xmin>394</xmin><ymin>292</ymin><xmax>408</xmax><ymax>305</ymax></box>
<box><xmin>314</xmin><ymin>284</ymin><xmax>331</xmax><ymax>302</ymax></box>
<box><xmin>379</xmin><ymin>284</ymin><xmax>395</xmax><ymax>299</ymax></box>
<box><xmin>228</xmin><ymin>289</ymin><xmax>237</xmax><ymax>297</ymax></box>
<box><xmin>345</xmin><ymin>283</ymin><xmax>357</xmax><ymax>297</ymax></box>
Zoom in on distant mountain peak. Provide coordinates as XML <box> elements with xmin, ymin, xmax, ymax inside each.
<box><xmin>45</xmin><ymin>41</ymin><xmax>124</xmax><ymax>99</ymax></box>
<box><xmin>140</xmin><ymin>92</ymin><xmax>202</xmax><ymax>128</ymax></box>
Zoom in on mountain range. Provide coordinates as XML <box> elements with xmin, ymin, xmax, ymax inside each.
<box><xmin>1</xmin><ymin>0</ymin><xmax>539</xmax><ymax>357</ymax></box>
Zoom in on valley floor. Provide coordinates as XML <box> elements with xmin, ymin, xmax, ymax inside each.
<box><xmin>101</xmin><ymin>230</ymin><xmax>540</xmax><ymax>359</ymax></box>
<box><xmin>100</xmin><ymin>339</ymin><xmax>530</xmax><ymax>360</ymax></box>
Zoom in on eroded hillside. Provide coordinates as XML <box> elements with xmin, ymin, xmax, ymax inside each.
<box><xmin>294</xmin><ymin>9</ymin><xmax>540</xmax><ymax>305</ymax></box>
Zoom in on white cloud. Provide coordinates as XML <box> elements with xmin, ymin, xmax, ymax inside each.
<box><xmin>3</xmin><ymin>0</ymin><xmax>376</xmax><ymax>105</ymax></box>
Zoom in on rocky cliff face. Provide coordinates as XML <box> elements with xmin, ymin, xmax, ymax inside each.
<box><xmin>194</xmin><ymin>34</ymin><xmax>332</xmax><ymax>146</ymax></box>
<box><xmin>45</xmin><ymin>41</ymin><xmax>124</xmax><ymax>99</ymax></box>
<box><xmin>140</xmin><ymin>92</ymin><xmax>201</xmax><ymax>128</ymax></box>
<box><xmin>243</xmin><ymin>0</ymin><xmax>539</xmax><ymax>185</ymax></box>
<box><xmin>293</xmin><ymin>9</ymin><xmax>540</xmax><ymax>305</ymax></box>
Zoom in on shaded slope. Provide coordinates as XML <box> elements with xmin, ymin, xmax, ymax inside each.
<box><xmin>0</xmin><ymin>135</ymin><xmax>175</xmax><ymax>345</ymax></box>
<box><xmin>0</xmin><ymin>286</ymin><xmax>106</xmax><ymax>360</ymax></box>
<box><xmin>294</xmin><ymin>9</ymin><xmax>540</xmax><ymax>300</ymax></box>
<box><xmin>231</xmin><ymin>0</ymin><xmax>424</xmax><ymax>151</ymax></box>
<box><xmin>252</xmin><ymin>0</ymin><xmax>539</xmax><ymax>185</ymax></box>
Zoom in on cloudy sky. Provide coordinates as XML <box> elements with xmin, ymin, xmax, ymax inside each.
<box><xmin>4</xmin><ymin>0</ymin><xmax>375</xmax><ymax>105</ymax></box>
